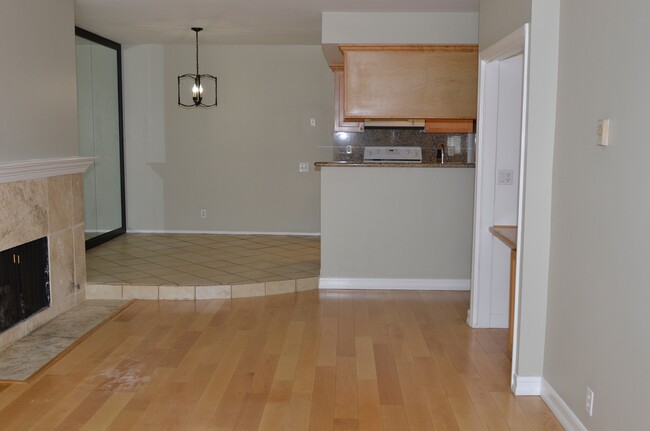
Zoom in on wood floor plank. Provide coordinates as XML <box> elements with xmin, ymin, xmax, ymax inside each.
<box><xmin>373</xmin><ymin>343</ymin><xmax>404</xmax><ymax>406</ymax></box>
<box><xmin>398</xmin><ymin>309</ymin><xmax>431</xmax><ymax>358</ymax></box>
<box><xmin>448</xmin><ymin>395</ymin><xmax>487</xmax><ymax>431</ymax></box>
<box><xmin>308</xmin><ymin>366</ymin><xmax>336</xmax><ymax>431</ymax></box>
<box><xmin>357</xmin><ymin>380</ymin><xmax>383</xmax><ymax>431</ymax></box>
<box><xmin>424</xmin><ymin>395</ymin><xmax>462</xmax><ymax>431</ymax></box>
<box><xmin>490</xmin><ymin>391</ymin><xmax>536</xmax><ymax>431</ymax></box>
<box><xmin>395</xmin><ymin>360</ymin><xmax>435</xmax><ymax>431</ymax></box>
<box><xmin>80</xmin><ymin>392</ymin><xmax>134</xmax><ymax>431</ymax></box>
<box><xmin>516</xmin><ymin>396</ymin><xmax>566</xmax><ymax>431</ymax></box>
<box><xmin>283</xmin><ymin>392</ymin><xmax>312</xmax><ymax>431</ymax></box>
<box><xmin>292</xmin><ymin>317</ymin><xmax>320</xmax><ymax>395</ymax></box>
<box><xmin>354</xmin><ymin>336</ymin><xmax>377</xmax><ymax>381</ymax></box>
<box><xmin>334</xmin><ymin>357</ymin><xmax>358</xmax><ymax>420</ymax></box>
<box><xmin>0</xmin><ymin>291</ymin><xmax>564</xmax><ymax>431</ymax></box>
<box><xmin>274</xmin><ymin>321</ymin><xmax>306</xmax><ymax>381</ymax></box>
<box><xmin>257</xmin><ymin>379</ymin><xmax>293</xmax><ymax>431</ymax></box>
<box><xmin>381</xmin><ymin>405</ymin><xmax>411</xmax><ymax>431</ymax></box>
<box><xmin>352</xmin><ymin>293</ymin><xmax>371</xmax><ymax>338</ymax></box>
<box><xmin>317</xmin><ymin>317</ymin><xmax>339</xmax><ymax>367</ymax></box>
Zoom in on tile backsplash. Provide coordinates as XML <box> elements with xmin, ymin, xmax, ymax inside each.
<box><xmin>333</xmin><ymin>129</ymin><xmax>474</xmax><ymax>164</ymax></box>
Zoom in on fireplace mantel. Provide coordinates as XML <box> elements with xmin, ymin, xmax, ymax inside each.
<box><xmin>0</xmin><ymin>157</ymin><xmax>95</xmax><ymax>184</ymax></box>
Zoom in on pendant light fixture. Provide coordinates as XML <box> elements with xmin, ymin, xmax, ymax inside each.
<box><xmin>177</xmin><ymin>27</ymin><xmax>217</xmax><ymax>107</ymax></box>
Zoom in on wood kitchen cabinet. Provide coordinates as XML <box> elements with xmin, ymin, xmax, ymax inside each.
<box><xmin>331</xmin><ymin>66</ymin><xmax>364</xmax><ymax>132</ymax></box>
<box><xmin>341</xmin><ymin>45</ymin><xmax>479</xmax><ymax>121</ymax></box>
<box><xmin>424</xmin><ymin>119</ymin><xmax>475</xmax><ymax>133</ymax></box>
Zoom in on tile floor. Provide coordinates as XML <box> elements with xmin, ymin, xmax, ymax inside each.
<box><xmin>87</xmin><ymin>233</ymin><xmax>320</xmax><ymax>286</ymax></box>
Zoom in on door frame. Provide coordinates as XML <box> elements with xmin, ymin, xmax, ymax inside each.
<box><xmin>469</xmin><ymin>24</ymin><xmax>530</xmax><ymax>387</ymax></box>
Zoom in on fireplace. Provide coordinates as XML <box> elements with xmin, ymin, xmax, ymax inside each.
<box><xmin>0</xmin><ymin>156</ymin><xmax>93</xmax><ymax>349</ymax></box>
<box><xmin>0</xmin><ymin>237</ymin><xmax>50</xmax><ymax>332</ymax></box>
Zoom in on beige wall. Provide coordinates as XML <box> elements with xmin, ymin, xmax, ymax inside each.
<box><xmin>124</xmin><ymin>45</ymin><xmax>332</xmax><ymax>233</ymax></box>
<box><xmin>515</xmin><ymin>0</ymin><xmax>560</xmax><ymax>380</ymax></box>
<box><xmin>0</xmin><ymin>0</ymin><xmax>78</xmax><ymax>162</ymax></box>
<box><xmin>322</xmin><ymin>12</ymin><xmax>479</xmax><ymax>66</ymax></box>
<box><xmin>545</xmin><ymin>0</ymin><xmax>650</xmax><ymax>429</ymax></box>
<box><xmin>479</xmin><ymin>0</ymin><xmax>531</xmax><ymax>48</ymax></box>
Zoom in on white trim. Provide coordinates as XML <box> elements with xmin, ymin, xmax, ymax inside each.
<box><xmin>512</xmin><ymin>374</ymin><xmax>542</xmax><ymax>396</ymax></box>
<box><xmin>541</xmin><ymin>379</ymin><xmax>588</xmax><ymax>431</ymax></box>
<box><xmin>488</xmin><ymin>314</ymin><xmax>509</xmax><ymax>328</ymax></box>
<box><xmin>511</xmin><ymin>22</ymin><xmax>531</xmax><ymax>391</ymax></box>
<box><xmin>126</xmin><ymin>229</ymin><xmax>321</xmax><ymax>237</ymax></box>
<box><xmin>0</xmin><ymin>157</ymin><xmax>95</xmax><ymax>184</ymax></box>
<box><xmin>319</xmin><ymin>278</ymin><xmax>470</xmax><ymax>291</ymax></box>
<box><xmin>470</xmin><ymin>25</ymin><xmax>530</xmax><ymax>329</ymax></box>
<box><xmin>479</xmin><ymin>25</ymin><xmax>528</xmax><ymax>59</ymax></box>
<box><xmin>469</xmin><ymin>23</ymin><xmax>531</xmax><ymax>391</ymax></box>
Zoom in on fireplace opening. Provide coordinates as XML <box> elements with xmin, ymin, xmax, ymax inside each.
<box><xmin>0</xmin><ymin>237</ymin><xmax>50</xmax><ymax>332</ymax></box>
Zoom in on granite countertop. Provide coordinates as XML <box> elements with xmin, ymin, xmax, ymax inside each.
<box><xmin>314</xmin><ymin>161</ymin><xmax>475</xmax><ymax>168</ymax></box>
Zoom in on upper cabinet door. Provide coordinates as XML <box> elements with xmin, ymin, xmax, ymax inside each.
<box><xmin>332</xmin><ymin>67</ymin><xmax>364</xmax><ymax>132</ymax></box>
<box><xmin>342</xmin><ymin>45</ymin><xmax>478</xmax><ymax>120</ymax></box>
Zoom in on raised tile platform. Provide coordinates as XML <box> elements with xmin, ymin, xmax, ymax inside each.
<box><xmin>86</xmin><ymin>234</ymin><xmax>320</xmax><ymax>300</ymax></box>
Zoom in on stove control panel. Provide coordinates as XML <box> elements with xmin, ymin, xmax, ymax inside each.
<box><xmin>363</xmin><ymin>146</ymin><xmax>422</xmax><ymax>163</ymax></box>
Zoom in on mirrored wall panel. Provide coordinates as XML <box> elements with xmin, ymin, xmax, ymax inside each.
<box><xmin>75</xmin><ymin>28</ymin><xmax>125</xmax><ymax>249</ymax></box>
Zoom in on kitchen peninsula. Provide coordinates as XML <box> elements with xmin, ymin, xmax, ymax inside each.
<box><xmin>317</xmin><ymin>161</ymin><xmax>475</xmax><ymax>290</ymax></box>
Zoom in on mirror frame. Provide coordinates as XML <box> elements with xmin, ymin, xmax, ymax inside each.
<box><xmin>75</xmin><ymin>27</ymin><xmax>126</xmax><ymax>250</ymax></box>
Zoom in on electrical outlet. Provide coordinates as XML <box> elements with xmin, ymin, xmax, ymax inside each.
<box><xmin>497</xmin><ymin>169</ymin><xmax>514</xmax><ymax>185</ymax></box>
<box><xmin>299</xmin><ymin>162</ymin><xmax>309</xmax><ymax>173</ymax></box>
<box><xmin>447</xmin><ymin>135</ymin><xmax>461</xmax><ymax>156</ymax></box>
<box><xmin>586</xmin><ymin>387</ymin><xmax>594</xmax><ymax>416</ymax></box>
<box><xmin>200</xmin><ymin>209</ymin><xmax>207</xmax><ymax>219</ymax></box>
<box><xmin>310</xmin><ymin>118</ymin><xmax>316</xmax><ymax>127</ymax></box>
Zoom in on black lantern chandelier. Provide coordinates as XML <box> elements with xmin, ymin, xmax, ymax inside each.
<box><xmin>177</xmin><ymin>27</ymin><xmax>217</xmax><ymax>107</ymax></box>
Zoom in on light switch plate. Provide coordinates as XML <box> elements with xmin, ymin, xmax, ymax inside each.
<box><xmin>597</xmin><ymin>119</ymin><xmax>610</xmax><ymax>146</ymax></box>
<box><xmin>497</xmin><ymin>169</ymin><xmax>514</xmax><ymax>185</ymax></box>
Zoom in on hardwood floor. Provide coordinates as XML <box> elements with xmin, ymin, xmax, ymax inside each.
<box><xmin>0</xmin><ymin>290</ymin><xmax>563</xmax><ymax>430</ymax></box>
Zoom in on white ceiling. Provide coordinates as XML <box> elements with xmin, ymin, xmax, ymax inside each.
<box><xmin>74</xmin><ymin>0</ymin><xmax>479</xmax><ymax>45</ymax></box>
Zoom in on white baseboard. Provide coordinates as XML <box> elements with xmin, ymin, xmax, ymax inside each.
<box><xmin>511</xmin><ymin>376</ymin><xmax>587</xmax><ymax>430</ymax></box>
<box><xmin>126</xmin><ymin>229</ymin><xmax>320</xmax><ymax>236</ymax></box>
<box><xmin>512</xmin><ymin>375</ymin><xmax>542</xmax><ymax>396</ymax></box>
<box><xmin>541</xmin><ymin>379</ymin><xmax>588</xmax><ymax>431</ymax></box>
<box><xmin>318</xmin><ymin>278</ymin><xmax>470</xmax><ymax>291</ymax></box>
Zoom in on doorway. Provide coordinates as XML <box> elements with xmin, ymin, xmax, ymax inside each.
<box><xmin>469</xmin><ymin>24</ymin><xmax>530</xmax><ymax>388</ymax></box>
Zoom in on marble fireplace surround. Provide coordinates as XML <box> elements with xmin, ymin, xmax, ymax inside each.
<box><xmin>0</xmin><ymin>157</ymin><xmax>94</xmax><ymax>350</ymax></box>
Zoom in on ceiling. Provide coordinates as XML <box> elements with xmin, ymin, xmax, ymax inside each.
<box><xmin>74</xmin><ymin>0</ymin><xmax>479</xmax><ymax>45</ymax></box>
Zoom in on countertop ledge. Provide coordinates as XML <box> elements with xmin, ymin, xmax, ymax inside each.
<box><xmin>314</xmin><ymin>161</ymin><xmax>475</xmax><ymax>168</ymax></box>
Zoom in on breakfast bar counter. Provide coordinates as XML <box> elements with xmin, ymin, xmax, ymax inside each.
<box><xmin>314</xmin><ymin>161</ymin><xmax>474</xmax><ymax>168</ymax></box>
<box><xmin>318</xmin><ymin>164</ymin><xmax>475</xmax><ymax>289</ymax></box>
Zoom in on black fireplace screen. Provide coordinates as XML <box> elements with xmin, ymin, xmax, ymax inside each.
<box><xmin>0</xmin><ymin>237</ymin><xmax>50</xmax><ymax>332</ymax></box>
